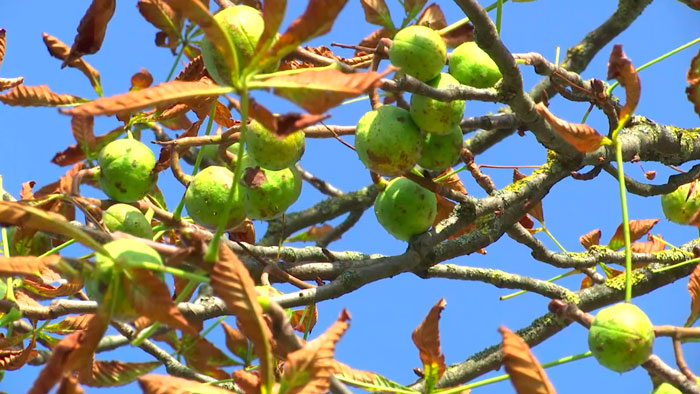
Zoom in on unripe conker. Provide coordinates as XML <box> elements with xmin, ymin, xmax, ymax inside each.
<box><xmin>651</xmin><ymin>378</ymin><xmax>700</xmax><ymax>394</ymax></box>
<box><xmin>98</xmin><ymin>139</ymin><xmax>157</xmax><ymax>203</ymax></box>
<box><xmin>389</xmin><ymin>25</ymin><xmax>447</xmax><ymax>82</ymax></box>
<box><xmin>103</xmin><ymin>203</ymin><xmax>153</xmax><ymax>239</ymax></box>
<box><xmin>355</xmin><ymin>105</ymin><xmax>423</xmax><ymax>176</ymax></box>
<box><xmin>588</xmin><ymin>303</ymin><xmax>654</xmax><ymax>372</ymax></box>
<box><xmin>660</xmin><ymin>180</ymin><xmax>700</xmax><ymax>225</ymax></box>
<box><xmin>449</xmin><ymin>41</ymin><xmax>502</xmax><ymax>88</ymax></box>
<box><xmin>374</xmin><ymin>177</ymin><xmax>437</xmax><ymax>241</ymax></box>
<box><xmin>418</xmin><ymin>125</ymin><xmax>463</xmax><ymax>171</ymax></box>
<box><xmin>410</xmin><ymin>72</ymin><xmax>465</xmax><ymax>135</ymax></box>
<box><xmin>246</xmin><ymin>120</ymin><xmax>305</xmax><ymax>171</ymax></box>
<box><xmin>241</xmin><ymin>157</ymin><xmax>302</xmax><ymax>220</ymax></box>
<box><xmin>183</xmin><ymin>166</ymin><xmax>246</xmax><ymax>230</ymax></box>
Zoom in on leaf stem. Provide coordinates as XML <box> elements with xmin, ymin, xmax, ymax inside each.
<box><xmin>651</xmin><ymin>257</ymin><xmax>700</xmax><ymax>274</ymax></box>
<box><xmin>438</xmin><ymin>0</ymin><xmax>509</xmax><ymax>36</ymax></box>
<box><xmin>38</xmin><ymin>238</ymin><xmax>75</xmax><ymax>257</ymax></box>
<box><xmin>496</xmin><ymin>0</ymin><xmax>503</xmax><ymax>34</ymax></box>
<box><xmin>613</xmin><ymin>136</ymin><xmax>633</xmax><ymax>303</ymax></box>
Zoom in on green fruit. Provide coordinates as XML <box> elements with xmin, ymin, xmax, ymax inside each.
<box><xmin>355</xmin><ymin>106</ymin><xmax>424</xmax><ymax>176</ymax></box>
<box><xmin>5</xmin><ymin>227</ymin><xmax>52</xmax><ymax>256</ymax></box>
<box><xmin>201</xmin><ymin>5</ymin><xmax>264</xmax><ymax>86</ymax></box>
<box><xmin>418</xmin><ymin>125</ymin><xmax>463</xmax><ymax>171</ymax></box>
<box><xmin>449</xmin><ymin>41</ymin><xmax>502</xmax><ymax>88</ymax></box>
<box><xmin>374</xmin><ymin>177</ymin><xmax>437</xmax><ymax>241</ymax></box>
<box><xmin>389</xmin><ymin>25</ymin><xmax>447</xmax><ymax>82</ymax></box>
<box><xmin>184</xmin><ymin>166</ymin><xmax>247</xmax><ymax>229</ymax></box>
<box><xmin>88</xmin><ymin>239</ymin><xmax>163</xmax><ymax>319</ymax></box>
<box><xmin>103</xmin><ymin>203</ymin><xmax>153</xmax><ymax>239</ymax></box>
<box><xmin>660</xmin><ymin>181</ymin><xmax>700</xmax><ymax>225</ymax></box>
<box><xmin>241</xmin><ymin>158</ymin><xmax>302</xmax><ymax>220</ymax></box>
<box><xmin>98</xmin><ymin>139</ymin><xmax>157</xmax><ymax>203</ymax></box>
<box><xmin>588</xmin><ymin>303</ymin><xmax>654</xmax><ymax>372</ymax></box>
<box><xmin>410</xmin><ymin>72</ymin><xmax>465</xmax><ymax>134</ymax></box>
<box><xmin>651</xmin><ymin>379</ymin><xmax>700</xmax><ymax>394</ymax></box>
<box><xmin>246</xmin><ymin>120</ymin><xmax>305</xmax><ymax>171</ymax></box>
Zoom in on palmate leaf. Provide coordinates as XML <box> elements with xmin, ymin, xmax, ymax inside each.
<box><xmin>411</xmin><ymin>299</ymin><xmax>447</xmax><ymax>392</ymax></box>
<box><xmin>252</xmin><ymin>66</ymin><xmax>389</xmax><ymax>114</ymax></box>
<box><xmin>499</xmin><ymin>326</ymin><xmax>557</xmax><ymax>394</ymax></box>
<box><xmin>0</xmin><ymin>84</ymin><xmax>87</xmax><ymax>107</ymax></box>
<box><xmin>63</xmin><ymin>0</ymin><xmax>116</xmax><ymax>66</ymax></box>
<box><xmin>608</xmin><ymin>44</ymin><xmax>641</xmax><ymax>126</ymax></box>
<box><xmin>534</xmin><ymin>103</ymin><xmax>612</xmax><ymax>152</ymax></box>
<box><xmin>60</xmin><ymin>80</ymin><xmax>232</xmax><ymax>116</ymax></box>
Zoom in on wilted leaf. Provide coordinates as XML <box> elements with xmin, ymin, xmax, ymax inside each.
<box><xmin>130</xmin><ymin>68</ymin><xmax>154</xmax><ymax>91</ymax></box>
<box><xmin>513</xmin><ymin>169</ymin><xmax>544</xmax><ymax>223</ymax></box>
<box><xmin>42</xmin><ymin>33</ymin><xmax>101</xmax><ymax>90</ymax></box>
<box><xmin>222</xmin><ymin>321</ymin><xmax>248</xmax><ymax>360</ymax></box>
<box><xmin>249</xmin><ymin>100</ymin><xmax>329</xmax><ymax>136</ymax></box>
<box><xmin>175</xmin><ymin>56</ymin><xmax>205</xmax><ymax>82</ymax></box>
<box><xmin>534</xmin><ymin>103</ymin><xmax>611</xmax><ymax>152</ymax></box>
<box><xmin>356</xmin><ymin>28</ymin><xmax>392</xmax><ymax>57</ymax></box>
<box><xmin>686</xmin><ymin>263</ymin><xmax>700</xmax><ymax>326</ymax></box>
<box><xmin>0</xmin><ymin>28</ymin><xmax>6</xmax><ymax>70</ymax></box>
<box><xmin>360</xmin><ymin>0</ymin><xmax>395</xmax><ymax>30</ymax></box>
<box><xmin>63</xmin><ymin>0</ymin><xmax>116</xmax><ymax>66</ymax></box>
<box><xmin>412</xmin><ymin>299</ymin><xmax>446</xmax><ymax>391</ymax></box>
<box><xmin>0</xmin><ymin>255</ymin><xmax>60</xmax><ymax>278</ymax></box>
<box><xmin>80</xmin><ymin>361</ymin><xmax>160</xmax><ymax>387</ymax></box>
<box><xmin>20</xmin><ymin>181</ymin><xmax>35</xmax><ymax>200</ymax></box>
<box><xmin>499</xmin><ymin>326</ymin><xmax>557</xmax><ymax>394</ymax></box>
<box><xmin>0</xmin><ymin>338</ymin><xmax>38</xmax><ymax>371</ymax></box>
<box><xmin>260</xmin><ymin>0</ymin><xmax>349</xmax><ymax>70</ymax></box>
<box><xmin>291</xmin><ymin>305</ymin><xmax>318</xmax><ymax>334</ymax></box>
<box><xmin>416</xmin><ymin>3</ymin><xmax>445</xmax><ymax>29</ymax></box>
<box><xmin>51</xmin><ymin>145</ymin><xmax>85</xmax><ymax>167</ymax></box>
<box><xmin>631</xmin><ymin>234</ymin><xmax>665</xmax><ymax>253</ymax></box>
<box><xmin>332</xmin><ymin>361</ymin><xmax>417</xmax><ymax>393</ymax></box>
<box><xmin>607</xmin><ymin>44</ymin><xmax>641</xmax><ymax>126</ymax></box>
<box><xmin>254</xmin><ymin>0</ymin><xmax>287</xmax><ymax>62</ymax></box>
<box><xmin>607</xmin><ymin>218</ymin><xmax>659</xmax><ymax>251</ymax></box>
<box><xmin>72</xmin><ymin>115</ymin><xmax>96</xmax><ymax>154</ymax></box>
<box><xmin>579</xmin><ymin>228</ymin><xmax>601</xmax><ymax>250</ymax></box>
<box><xmin>687</xmin><ymin>46</ymin><xmax>700</xmax><ymax>118</ymax></box>
<box><xmin>138</xmin><ymin>374</ymin><xmax>233</xmax><ymax>394</ymax></box>
<box><xmin>0</xmin><ymin>85</ymin><xmax>86</xmax><ymax>107</ymax></box>
<box><xmin>281</xmin><ymin>310</ymin><xmax>351</xmax><ymax>394</ymax></box>
<box><xmin>233</xmin><ymin>370</ymin><xmax>260</xmax><ymax>394</ymax></box>
<box><xmin>210</xmin><ymin>244</ymin><xmax>273</xmax><ymax>389</ymax></box>
<box><xmin>169</xmin><ymin>0</ymin><xmax>239</xmax><ymax>84</ymax></box>
<box><xmin>0</xmin><ymin>77</ymin><xmax>24</xmax><ymax>92</ymax></box>
<box><xmin>256</xmin><ymin>66</ymin><xmax>389</xmax><ymax>114</ymax></box>
<box><xmin>125</xmin><ymin>268</ymin><xmax>199</xmax><ymax>336</ymax></box>
<box><xmin>286</xmin><ymin>224</ymin><xmax>334</xmax><ymax>243</ymax></box>
<box><xmin>45</xmin><ymin>315</ymin><xmax>94</xmax><ymax>335</ymax></box>
<box><xmin>0</xmin><ymin>201</ymin><xmax>103</xmax><ymax>252</ymax></box>
<box><xmin>181</xmin><ymin>336</ymin><xmax>236</xmax><ymax>380</ymax></box>
<box><xmin>405</xmin><ymin>0</ymin><xmax>428</xmax><ymax>19</ymax></box>
<box><xmin>137</xmin><ymin>0</ymin><xmax>183</xmax><ymax>51</ymax></box>
<box><xmin>228</xmin><ymin>218</ymin><xmax>256</xmax><ymax>244</ymax></box>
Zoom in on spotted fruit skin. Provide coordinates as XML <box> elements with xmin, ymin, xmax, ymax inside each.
<box><xmin>410</xmin><ymin>73</ymin><xmax>465</xmax><ymax>135</ymax></box>
<box><xmin>241</xmin><ymin>158</ymin><xmax>302</xmax><ymax>220</ymax></box>
<box><xmin>88</xmin><ymin>239</ymin><xmax>163</xmax><ymax>320</ymax></box>
<box><xmin>374</xmin><ymin>177</ymin><xmax>437</xmax><ymax>241</ymax></box>
<box><xmin>184</xmin><ymin>166</ymin><xmax>246</xmax><ymax>230</ymax></box>
<box><xmin>355</xmin><ymin>105</ymin><xmax>423</xmax><ymax>176</ymax></box>
<box><xmin>103</xmin><ymin>203</ymin><xmax>153</xmax><ymax>239</ymax></box>
<box><xmin>418</xmin><ymin>125</ymin><xmax>463</xmax><ymax>171</ymax></box>
<box><xmin>389</xmin><ymin>25</ymin><xmax>446</xmax><ymax>82</ymax></box>
<box><xmin>588</xmin><ymin>303</ymin><xmax>654</xmax><ymax>372</ymax></box>
<box><xmin>660</xmin><ymin>181</ymin><xmax>700</xmax><ymax>225</ymax></box>
<box><xmin>449</xmin><ymin>41</ymin><xmax>502</xmax><ymax>88</ymax></box>
<box><xmin>98</xmin><ymin>139</ymin><xmax>157</xmax><ymax>203</ymax></box>
<box><xmin>201</xmin><ymin>5</ymin><xmax>264</xmax><ymax>86</ymax></box>
<box><xmin>246</xmin><ymin>120</ymin><xmax>305</xmax><ymax>171</ymax></box>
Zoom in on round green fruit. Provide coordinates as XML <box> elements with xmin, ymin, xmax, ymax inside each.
<box><xmin>588</xmin><ymin>303</ymin><xmax>654</xmax><ymax>372</ymax></box>
<box><xmin>374</xmin><ymin>177</ymin><xmax>437</xmax><ymax>241</ymax></box>
<box><xmin>241</xmin><ymin>158</ymin><xmax>302</xmax><ymax>220</ymax></box>
<box><xmin>201</xmin><ymin>5</ymin><xmax>264</xmax><ymax>86</ymax></box>
<box><xmin>88</xmin><ymin>239</ymin><xmax>163</xmax><ymax>319</ymax></box>
<box><xmin>103</xmin><ymin>203</ymin><xmax>153</xmax><ymax>239</ymax></box>
<box><xmin>651</xmin><ymin>379</ymin><xmax>700</xmax><ymax>394</ymax></box>
<box><xmin>98</xmin><ymin>139</ymin><xmax>157</xmax><ymax>203</ymax></box>
<box><xmin>449</xmin><ymin>41</ymin><xmax>502</xmax><ymax>88</ymax></box>
<box><xmin>410</xmin><ymin>72</ymin><xmax>465</xmax><ymax>134</ymax></box>
<box><xmin>418</xmin><ymin>125</ymin><xmax>463</xmax><ymax>171</ymax></box>
<box><xmin>355</xmin><ymin>105</ymin><xmax>424</xmax><ymax>176</ymax></box>
<box><xmin>246</xmin><ymin>120</ymin><xmax>305</xmax><ymax>171</ymax></box>
<box><xmin>389</xmin><ymin>25</ymin><xmax>446</xmax><ymax>82</ymax></box>
<box><xmin>660</xmin><ymin>180</ymin><xmax>700</xmax><ymax>225</ymax></box>
<box><xmin>184</xmin><ymin>166</ymin><xmax>247</xmax><ymax>230</ymax></box>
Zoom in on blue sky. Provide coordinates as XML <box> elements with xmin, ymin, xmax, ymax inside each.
<box><xmin>0</xmin><ymin>0</ymin><xmax>699</xmax><ymax>393</ymax></box>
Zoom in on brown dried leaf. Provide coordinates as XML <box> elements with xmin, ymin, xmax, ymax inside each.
<box><xmin>137</xmin><ymin>0</ymin><xmax>183</xmax><ymax>44</ymax></box>
<box><xmin>0</xmin><ymin>85</ymin><xmax>86</xmax><ymax>107</ymax></box>
<box><xmin>41</xmin><ymin>33</ymin><xmax>101</xmax><ymax>90</ymax></box>
<box><xmin>356</xmin><ymin>28</ymin><xmax>392</xmax><ymax>57</ymax></box>
<box><xmin>51</xmin><ymin>145</ymin><xmax>85</xmax><ymax>167</ymax></box>
<box><xmin>500</xmin><ymin>325</ymin><xmax>557</xmax><ymax>394</ymax></box>
<box><xmin>138</xmin><ymin>374</ymin><xmax>233</xmax><ymax>394</ymax></box>
<box><xmin>20</xmin><ymin>181</ymin><xmax>35</xmax><ymax>200</ymax></box>
<box><xmin>0</xmin><ymin>28</ymin><xmax>6</xmax><ymax>70</ymax></box>
<box><xmin>405</xmin><ymin>0</ymin><xmax>428</xmax><ymax>17</ymax></box>
<box><xmin>25</xmin><ymin>277</ymin><xmax>83</xmax><ymax>299</ymax></box>
<box><xmin>182</xmin><ymin>336</ymin><xmax>236</xmax><ymax>379</ymax></box>
<box><xmin>130</xmin><ymin>68</ymin><xmax>154</xmax><ymax>91</ymax></box>
<box><xmin>61</xmin><ymin>80</ymin><xmax>230</xmax><ymax>116</ymax></box>
<box><xmin>80</xmin><ymin>360</ymin><xmax>160</xmax><ymax>387</ymax></box>
<box><xmin>0</xmin><ymin>338</ymin><xmax>38</xmax><ymax>371</ymax></box>
<box><xmin>687</xmin><ymin>47</ymin><xmax>700</xmax><ymax>118</ymax></box>
<box><xmin>534</xmin><ymin>103</ymin><xmax>611</xmax><ymax>153</ymax></box>
<box><xmin>291</xmin><ymin>305</ymin><xmax>318</xmax><ymax>334</ymax></box>
<box><xmin>440</xmin><ymin>23</ymin><xmax>473</xmax><ymax>49</ymax></box>
<box><xmin>222</xmin><ymin>321</ymin><xmax>248</xmax><ymax>360</ymax></box>
<box><xmin>125</xmin><ymin>268</ymin><xmax>199</xmax><ymax>336</ymax></box>
<box><xmin>261</xmin><ymin>0</ymin><xmax>349</xmax><ymax>70</ymax></box>
<box><xmin>210</xmin><ymin>244</ymin><xmax>273</xmax><ymax>386</ymax></box>
<box><xmin>360</xmin><ymin>0</ymin><xmax>395</xmax><ymax>30</ymax></box>
<box><xmin>260</xmin><ymin>67</ymin><xmax>389</xmax><ymax>114</ymax></box>
<box><xmin>175</xmin><ymin>56</ymin><xmax>205</xmax><ymax>82</ymax></box>
<box><xmin>72</xmin><ymin>115</ymin><xmax>96</xmax><ymax>153</ymax></box>
<box><xmin>228</xmin><ymin>218</ymin><xmax>256</xmax><ymax>244</ymax></box>
<box><xmin>607</xmin><ymin>44</ymin><xmax>641</xmax><ymax>126</ymax></box>
<box><xmin>631</xmin><ymin>234</ymin><xmax>665</xmax><ymax>253</ymax></box>
<box><xmin>282</xmin><ymin>310</ymin><xmax>351</xmax><ymax>394</ymax></box>
<box><xmin>607</xmin><ymin>218</ymin><xmax>659</xmax><ymax>251</ymax></box>
<box><xmin>255</xmin><ymin>0</ymin><xmax>287</xmax><ymax>59</ymax></box>
<box><xmin>513</xmin><ymin>169</ymin><xmax>544</xmax><ymax>223</ymax></box>
<box><xmin>0</xmin><ymin>255</ymin><xmax>60</xmax><ymax>278</ymax></box>
<box><xmin>63</xmin><ymin>0</ymin><xmax>116</xmax><ymax>66</ymax></box>
<box><xmin>232</xmin><ymin>370</ymin><xmax>260</xmax><ymax>394</ymax></box>
<box><xmin>416</xmin><ymin>3</ymin><xmax>446</xmax><ymax>29</ymax></box>
<box><xmin>213</xmin><ymin>101</ymin><xmax>236</xmax><ymax>127</ymax></box>
<box><xmin>0</xmin><ymin>77</ymin><xmax>24</xmax><ymax>92</ymax></box>
<box><xmin>412</xmin><ymin>299</ymin><xmax>446</xmax><ymax>388</ymax></box>
<box><xmin>45</xmin><ymin>315</ymin><xmax>94</xmax><ymax>335</ymax></box>
<box><xmin>686</xmin><ymin>263</ymin><xmax>700</xmax><ymax>326</ymax></box>
<box><xmin>249</xmin><ymin>100</ymin><xmax>329</xmax><ymax>136</ymax></box>
<box><xmin>169</xmin><ymin>0</ymin><xmax>239</xmax><ymax>83</ymax></box>
<box><xmin>579</xmin><ymin>228</ymin><xmax>601</xmax><ymax>250</ymax></box>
